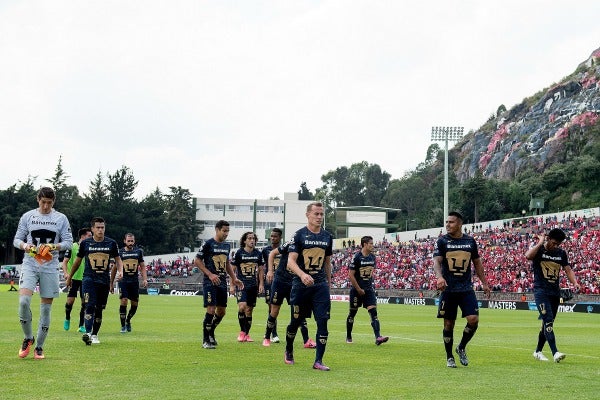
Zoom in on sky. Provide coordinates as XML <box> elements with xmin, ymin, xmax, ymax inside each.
<box><xmin>1</xmin><ymin>1</ymin><xmax>599</xmax><ymax>201</ymax></box>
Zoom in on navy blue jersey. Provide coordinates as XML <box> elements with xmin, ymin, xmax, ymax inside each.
<box><xmin>196</xmin><ymin>238</ymin><xmax>231</xmax><ymax>288</ymax></box>
<box><xmin>433</xmin><ymin>234</ymin><xmax>480</xmax><ymax>292</ymax></box>
<box><xmin>274</xmin><ymin>241</ymin><xmax>294</xmax><ymax>284</ymax></box>
<box><xmin>531</xmin><ymin>245</ymin><xmax>569</xmax><ymax>296</ymax></box>
<box><xmin>232</xmin><ymin>248</ymin><xmax>263</xmax><ymax>288</ymax></box>
<box><xmin>78</xmin><ymin>236</ymin><xmax>120</xmax><ymax>285</ymax></box>
<box><xmin>261</xmin><ymin>245</ymin><xmax>274</xmax><ymax>271</ymax></box>
<box><xmin>119</xmin><ymin>246</ymin><xmax>144</xmax><ymax>282</ymax></box>
<box><xmin>289</xmin><ymin>227</ymin><xmax>333</xmax><ymax>285</ymax></box>
<box><xmin>350</xmin><ymin>251</ymin><xmax>376</xmax><ymax>290</ymax></box>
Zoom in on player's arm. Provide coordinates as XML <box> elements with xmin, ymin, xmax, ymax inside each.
<box><xmin>525</xmin><ymin>233</ymin><xmax>545</xmax><ymax>260</ymax></box>
<box><xmin>563</xmin><ymin>265</ymin><xmax>581</xmax><ymax>291</ymax></box>
<box><xmin>433</xmin><ymin>255</ymin><xmax>447</xmax><ymax>291</ymax></box>
<box><xmin>287</xmin><ymin>252</ymin><xmax>314</xmax><ymax>286</ymax></box>
<box><xmin>324</xmin><ymin>255</ymin><xmax>332</xmax><ymax>287</ymax></box>
<box><xmin>266</xmin><ymin>248</ymin><xmax>279</xmax><ymax>283</ymax></box>
<box><xmin>226</xmin><ymin>259</ymin><xmax>244</xmax><ymax>289</ymax></box>
<box><xmin>473</xmin><ymin>257</ymin><xmax>490</xmax><ymax>296</ymax></box>
<box><xmin>139</xmin><ymin>261</ymin><xmax>148</xmax><ymax>288</ymax></box>
<box><xmin>110</xmin><ymin>256</ymin><xmax>123</xmax><ymax>293</ymax></box>
<box><xmin>66</xmin><ymin>257</ymin><xmax>83</xmax><ymax>287</ymax></box>
<box><xmin>347</xmin><ymin>266</ymin><xmax>363</xmax><ymax>294</ymax></box>
<box><xmin>61</xmin><ymin>253</ymin><xmax>71</xmax><ymax>277</ymax></box>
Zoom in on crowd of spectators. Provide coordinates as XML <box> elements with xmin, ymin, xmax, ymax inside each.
<box><xmin>331</xmin><ymin>215</ymin><xmax>600</xmax><ymax>295</ymax></box>
<box><xmin>145</xmin><ymin>256</ymin><xmax>196</xmax><ymax>282</ymax></box>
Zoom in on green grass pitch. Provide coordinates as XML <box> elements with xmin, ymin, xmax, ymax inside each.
<box><xmin>1</xmin><ymin>287</ymin><xmax>599</xmax><ymax>399</ymax></box>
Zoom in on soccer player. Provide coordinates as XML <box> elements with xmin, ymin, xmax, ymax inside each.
<box><xmin>231</xmin><ymin>231</ymin><xmax>264</xmax><ymax>342</ymax></box>
<box><xmin>262</xmin><ymin>237</ymin><xmax>316</xmax><ymax>349</ymax></box>
<box><xmin>526</xmin><ymin>228</ymin><xmax>580</xmax><ymax>363</ymax></box>
<box><xmin>62</xmin><ymin>227</ymin><xmax>92</xmax><ymax>332</ymax></box>
<box><xmin>14</xmin><ymin>187</ymin><xmax>73</xmax><ymax>359</ymax></box>
<box><xmin>284</xmin><ymin>202</ymin><xmax>333</xmax><ymax>371</ymax></box>
<box><xmin>194</xmin><ymin>220</ymin><xmax>244</xmax><ymax>349</ymax></box>
<box><xmin>433</xmin><ymin>211</ymin><xmax>490</xmax><ymax>368</ymax></box>
<box><xmin>346</xmin><ymin>235</ymin><xmax>389</xmax><ymax>345</ymax></box>
<box><xmin>112</xmin><ymin>233</ymin><xmax>148</xmax><ymax>333</ymax></box>
<box><xmin>261</xmin><ymin>228</ymin><xmax>282</xmax><ymax>343</ymax></box>
<box><xmin>66</xmin><ymin>217</ymin><xmax>123</xmax><ymax>345</ymax></box>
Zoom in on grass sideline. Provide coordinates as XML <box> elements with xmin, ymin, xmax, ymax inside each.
<box><xmin>1</xmin><ymin>285</ymin><xmax>599</xmax><ymax>399</ymax></box>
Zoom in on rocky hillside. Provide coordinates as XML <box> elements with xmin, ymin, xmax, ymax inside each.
<box><xmin>455</xmin><ymin>47</ymin><xmax>600</xmax><ymax>182</ymax></box>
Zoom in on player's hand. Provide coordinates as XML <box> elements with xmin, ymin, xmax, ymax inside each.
<box><xmin>209</xmin><ymin>273</ymin><xmax>221</xmax><ymax>285</ymax></box>
<box><xmin>536</xmin><ymin>233</ymin><xmax>546</xmax><ymax>245</ymax></box>
<box><xmin>234</xmin><ymin>278</ymin><xmax>244</xmax><ymax>290</ymax></box>
<box><xmin>266</xmin><ymin>270</ymin><xmax>274</xmax><ymax>284</ymax></box>
<box><xmin>109</xmin><ymin>284</ymin><xmax>114</xmax><ymax>294</ymax></box>
<box><xmin>436</xmin><ymin>277</ymin><xmax>447</xmax><ymax>291</ymax></box>
<box><xmin>65</xmin><ymin>276</ymin><xmax>72</xmax><ymax>287</ymax></box>
<box><xmin>482</xmin><ymin>283</ymin><xmax>491</xmax><ymax>299</ymax></box>
<box><xmin>358</xmin><ymin>288</ymin><xmax>365</xmax><ymax>296</ymax></box>
<box><xmin>38</xmin><ymin>243</ymin><xmax>57</xmax><ymax>256</ymax></box>
<box><xmin>142</xmin><ymin>279</ymin><xmax>148</xmax><ymax>288</ymax></box>
<box><xmin>300</xmin><ymin>273</ymin><xmax>314</xmax><ymax>287</ymax></box>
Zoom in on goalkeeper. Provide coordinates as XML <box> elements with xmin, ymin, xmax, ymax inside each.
<box><xmin>13</xmin><ymin>187</ymin><xmax>73</xmax><ymax>360</ymax></box>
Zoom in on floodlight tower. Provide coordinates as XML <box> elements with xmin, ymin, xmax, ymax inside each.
<box><xmin>431</xmin><ymin>126</ymin><xmax>464</xmax><ymax>224</ymax></box>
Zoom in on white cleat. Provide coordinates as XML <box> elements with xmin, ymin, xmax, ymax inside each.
<box><xmin>553</xmin><ymin>352</ymin><xmax>566</xmax><ymax>363</ymax></box>
<box><xmin>533</xmin><ymin>351</ymin><xmax>549</xmax><ymax>361</ymax></box>
<box><xmin>91</xmin><ymin>335</ymin><xmax>100</xmax><ymax>344</ymax></box>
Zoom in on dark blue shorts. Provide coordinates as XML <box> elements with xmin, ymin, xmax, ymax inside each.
<box><xmin>437</xmin><ymin>290</ymin><xmax>479</xmax><ymax>320</ymax></box>
<box><xmin>236</xmin><ymin>286</ymin><xmax>258</xmax><ymax>307</ymax></box>
<box><xmin>534</xmin><ymin>291</ymin><xmax>560</xmax><ymax>323</ymax></box>
<box><xmin>67</xmin><ymin>279</ymin><xmax>83</xmax><ymax>298</ymax></box>
<box><xmin>203</xmin><ymin>283</ymin><xmax>228</xmax><ymax>308</ymax></box>
<box><xmin>120</xmin><ymin>279</ymin><xmax>140</xmax><ymax>301</ymax></box>
<box><xmin>290</xmin><ymin>282</ymin><xmax>331</xmax><ymax>321</ymax></box>
<box><xmin>82</xmin><ymin>278</ymin><xmax>109</xmax><ymax>310</ymax></box>
<box><xmin>270</xmin><ymin>277</ymin><xmax>292</xmax><ymax>306</ymax></box>
<box><xmin>349</xmin><ymin>287</ymin><xmax>377</xmax><ymax>309</ymax></box>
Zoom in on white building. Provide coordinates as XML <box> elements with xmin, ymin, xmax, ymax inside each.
<box><xmin>195</xmin><ymin>192</ymin><xmax>313</xmax><ymax>249</ymax></box>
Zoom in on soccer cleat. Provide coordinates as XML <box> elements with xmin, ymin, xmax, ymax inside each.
<box><xmin>34</xmin><ymin>347</ymin><xmax>45</xmax><ymax>360</ymax></box>
<box><xmin>19</xmin><ymin>338</ymin><xmax>35</xmax><ymax>358</ymax></box>
<box><xmin>82</xmin><ymin>333</ymin><xmax>92</xmax><ymax>346</ymax></box>
<box><xmin>375</xmin><ymin>336</ymin><xmax>389</xmax><ymax>346</ymax></box>
<box><xmin>244</xmin><ymin>334</ymin><xmax>254</xmax><ymax>342</ymax></box>
<box><xmin>209</xmin><ymin>335</ymin><xmax>218</xmax><ymax>346</ymax></box>
<box><xmin>312</xmin><ymin>361</ymin><xmax>330</xmax><ymax>371</ymax></box>
<box><xmin>455</xmin><ymin>346</ymin><xmax>469</xmax><ymax>366</ymax></box>
<box><xmin>553</xmin><ymin>352</ymin><xmax>566</xmax><ymax>363</ymax></box>
<box><xmin>346</xmin><ymin>337</ymin><xmax>353</xmax><ymax>344</ymax></box>
<box><xmin>91</xmin><ymin>335</ymin><xmax>100</xmax><ymax>344</ymax></box>
<box><xmin>120</xmin><ymin>326</ymin><xmax>127</xmax><ymax>334</ymax></box>
<box><xmin>64</xmin><ymin>319</ymin><xmax>70</xmax><ymax>331</ymax></box>
<box><xmin>78</xmin><ymin>326</ymin><xmax>86</xmax><ymax>333</ymax></box>
<box><xmin>271</xmin><ymin>336</ymin><xmax>280</xmax><ymax>343</ymax></box>
<box><xmin>447</xmin><ymin>357</ymin><xmax>457</xmax><ymax>368</ymax></box>
<box><xmin>533</xmin><ymin>351</ymin><xmax>549</xmax><ymax>361</ymax></box>
<box><xmin>126</xmin><ymin>323</ymin><xmax>132</xmax><ymax>332</ymax></box>
<box><xmin>304</xmin><ymin>338</ymin><xmax>317</xmax><ymax>349</ymax></box>
<box><xmin>262</xmin><ymin>338</ymin><xmax>271</xmax><ymax>347</ymax></box>
<box><xmin>284</xmin><ymin>350</ymin><xmax>294</xmax><ymax>365</ymax></box>
<box><xmin>202</xmin><ymin>341</ymin><xmax>216</xmax><ymax>349</ymax></box>
<box><xmin>237</xmin><ymin>332</ymin><xmax>246</xmax><ymax>342</ymax></box>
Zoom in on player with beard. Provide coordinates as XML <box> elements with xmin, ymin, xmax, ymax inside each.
<box><xmin>112</xmin><ymin>233</ymin><xmax>147</xmax><ymax>333</ymax></box>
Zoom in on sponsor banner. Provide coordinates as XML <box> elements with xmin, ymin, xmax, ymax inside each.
<box><xmin>160</xmin><ymin>288</ymin><xmax>201</xmax><ymax>296</ymax></box>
